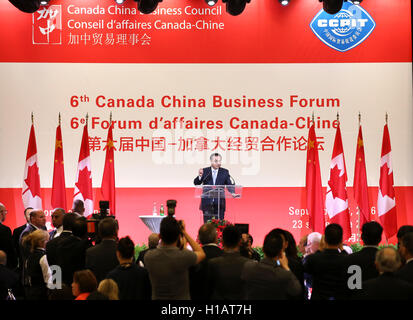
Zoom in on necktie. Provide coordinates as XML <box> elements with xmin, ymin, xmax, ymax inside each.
<box><xmin>212</xmin><ymin>170</ymin><xmax>217</xmax><ymax>185</ymax></box>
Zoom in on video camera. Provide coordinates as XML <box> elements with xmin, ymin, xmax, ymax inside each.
<box><xmin>86</xmin><ymin>200</ymin><xmax>117</xmax><ymax>243</ymax></box>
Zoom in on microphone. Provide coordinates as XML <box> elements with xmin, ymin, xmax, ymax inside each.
<box><xmin>201</xmin><ymin>170</ymin><xmax>211</xmax><ymax>185</ymax></box>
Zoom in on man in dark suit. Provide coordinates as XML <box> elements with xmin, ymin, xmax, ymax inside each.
<box><xmin>12</xmin><ymin>207</ymin><xmax>33</xmax><ymax>269</ymax></box>
<box><xmin>346</xmin><ymin>221</ymin><xmax>382</xmax><ymax>283</ymax></box>
<box><xmin>303</xmin><ymin>223</ymin><xmax>349</xmax><ymax>300</ymax></box>
<box><xmin>49</xmin><ymin>208</ymin><xmax>65</xmax><ymax>240</ymax></box>
<box><xmin>397</xmin><ymin>232</ymin><xmax>413</xmax><ymax>284</ymax></box>
<box><xmin>57</xmin><ymin>217</ymin><xmax>92</xmax><ymax>286</ymax></box>
<box><xmin>0</xmin><ymin>203</ymin><xmax>17</xmax><ymax>269</ymax></box>
<box><xmin>397</xmin><ymin>225</ymin><xmax>413</xmax><ymax>266</ymax></box>
<box><xmin>242</xmin><ymin>231</ymin><xmax>302</xmax><ymax>300</ymax></box>
<box><xmin>0</xmin><ymin>250</ymin><xmax>19</xmax><ymax>300</ymax></box>
<box><xmin>86</xmin><ymin>218</ymin><xmax>119</xmax><ymax>283</ymax></box>
<box><xmin>355</xmin><ymin>247</ymin><xmax>413</xmax><ymax>300</ymax></box>
<box><xmin>46</xmin><ymin>213</ymin><xmax>77</xmax><ymax>267</ymax></box>
<box><xmin>194</xmin><ymin>153</ymin><xmax>237</xmax><ymax>223</ymax></box>
<box><xmin>190</xmin><ymin>223</ymin><xmax>223</xmax><ymax>300</ymax></box>
<box><xmin>207</xmin><ymin>225</ymin><xmax>249</xmax><ymax>299</ymax></box>
<box><xmin>136</xmin><ymin>233</ymin><xmax>159</xmax><ymax>267</ymax></box>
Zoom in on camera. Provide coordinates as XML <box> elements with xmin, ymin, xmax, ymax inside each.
<box><xmin>166</xmin><ymin>199</ymin><xmax>177</xmax><ymax>217</ymax></box>
<box><xmin>87</xmin><ymin>201</ymin><xmax>117</xmax><ymax>243</ymax></box>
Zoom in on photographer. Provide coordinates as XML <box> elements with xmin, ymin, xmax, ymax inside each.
<box><xmin>144</xmin><ymin>216</ymin><xmax>205</xmax><ymax>300</ymax></box>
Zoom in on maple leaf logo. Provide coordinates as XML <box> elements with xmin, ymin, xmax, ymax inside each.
<box><xmin>328</xmin><ymin>165</ymin><xmax>347</xmax><ymax>200</ymax></box>
<box><xmin>23</xmin><ymin>163</ymin><xmax>41</xmax><ymax>198</ymax></box>
<box><xmin>75</xmin><ymin>167</ymin><xmax>93</xmax><ymax>200</ymax></box>
<box><xmin>380</xmin><ymin>163</ymin><xmax>395</xmax><ymax>199</ymax></box>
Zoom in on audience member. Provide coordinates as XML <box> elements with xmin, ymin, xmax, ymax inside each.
<box><xmin>396</xmin><ymin>232</ymin><xmax>413</xmax><ymax>284</ymax></box>
<box><xmin>346</xmin><ymin>221</ymin><xmax>382</xmax><ymax>282</ymax></box>
<box><xmin>0</xmin><ymin>250</ymin><xmax>19</xmax><ymax>300</ymax></box>
<box><xmin>19</xmin><ymin>210</ymin><xmax>47</xmax><ymax>244</ymax></box>
<box><xmin>12</xmin><ymin>207</ymin><xmax>33</xmax><ymax>267</ymax></box>
<box><xmin>242</xmin><ymin>231</ymin><xmax>301</xmax><ymax>299</ymax></box>
<box><xmin>207</xmin><ymin>225</ymin><xmax>249</xmax><ymax>300</ymax></box>
<box><xmin>85</xmin><ymin>218</ymin><xmax>119</xmax><ymax>283</ymax></box>
<box><xmin>107</xmin><ymin>236</ymin><xmax>151</xmax><ymax>300</ymax></box>
<box><xmin>98</xmin><ymin>279</ymin><xmax>119</xmax><ymax>300</ymax></box>
<box><xmin>46</xmin><ymin>213</ymin><xmax>77</xmax><ymax>267</ymax></box>
<box><xmin>86</xmin><ymin>291</ymin><xmax>109</xmax><ymax>300</ymax></box>
<box><xmin>136</xmin><ymin>233</ymin><xmax>159</xmax><ymax>267</ymax></box>
<box><xmin>190</xmin><ymin>223</ymin><xmax>223</xmax><ymax>300</ymax></box>
<box><xmin>144</xmin><ymin>217</ymin><xmax>205</xmax><ymax>300</ymax></box>
<box><xmin>58</xmin><ymin>217</ymin><xmax>92</xmax><ymax>285</ymax></box>
<box><xmin>303</xmin><ymin>223</ymin><xmax>349</xmax><ymax>300</ymax></box>
<box><xmin>72</xmin><ymin>199</ymin><xmax>85</xmax><ymax>217</ymax></box>
<box><xmin>0</xmin><ymin>203</ymin><xmax>17</xmax><ymax>269</ymax></box>
<box><xmin>397</xmin><ymin>225</ymin><xmax>413</xmax><ymax>265</ymax></box>
<box><xmin>49</xmin><ymin>208</ymin><xmax>65</xmax><ymax>240</ymax></box>
<box><xmin>355</xmin><ymin>247</ymin><xmax>413</xmax><ymax>300</ymax></box>
<box><xmin>22</xmin><ymin>230</ymin><xmax>51</xmax><ymax>300</ymax></box>
<box><xmin>240</xmin><ymin>233</ymin><xmax>261</xmax><ymax>261</ymax></box>
<box><xmin>298</xmin><ymin>235</ymin><xmax>308</xmax><ymax>257</ymax></box>
<box><xmin>48</xmin><ymin>283</ymin><xmax>74</xmax><ymax>300</ymax></box>
<box><xmin>72</xmin><ymin>269</ymin><xmax>98</xmax><ymax>300</ymax></box>
<box><xmin>305</xmin><ymin>232</ymin><xmax>322</xmax><ymax>257</ymax></box>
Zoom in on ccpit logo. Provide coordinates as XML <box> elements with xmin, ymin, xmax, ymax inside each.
<box><xmin>310</xmin><ymin>1</ymin><xmax>375</xmax><ymax>52</ymax></box>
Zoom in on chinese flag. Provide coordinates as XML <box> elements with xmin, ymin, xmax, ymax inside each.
<box><xmin>353</xmin><ymin>125</ymin><xmax>370</xmax><ymax>231</ymax></box>
<box><xmin>325</xmin><ymin>124</ymin><xmax>352</xmax><ymax>241</ymax></box>
<box><xmin>22</xmin><ymin>124</ymin><xmax>42</xmax><ymax>210</ymax></box>
<box><xmin>73</xmin><ymin>123</ymin><xmax>93</xmax><ymax>217</ymax></box>
<box><xmin>101</xmin><ymin>122</ymin><xmax>116</xmax><ymax>215</ymax></box>
<box><xmin>306</xmin><ymin>123</ymin><xmax>325</xmax><ymax>233</ymax></box>
<box><xmin>51</xmin><ymin>124</ymin><xmax>66</xmax><ymax>210</ymax></box>
<box><xmin>377</xmin><ymin>124</ymin><xmax>397</xmax><ymax>239</ymax></box>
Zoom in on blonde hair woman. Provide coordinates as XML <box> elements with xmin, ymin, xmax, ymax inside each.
<box><xmin>98</xmin><ymin>279</ymin><xmax>119</xmax><ymax>300</ymax></box>
<box><xmin>22</xmin><ymin>229</ymin><xmax>51</xmax><ymax>300</ymax></box>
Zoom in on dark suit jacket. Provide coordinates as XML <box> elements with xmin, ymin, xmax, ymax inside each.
<box><xmin>303</xmin><ymin>249</ymin><xmax>349</xmax><ymax>300</ymax></box>
<box><xmin>46</xmin><ymin>231</ymin><xmax>73</xmax><ymax>267</ymax></box>
<box><xmin>354</xmin><ymin>272</ymin><xmax>413</xmax><ymax>300</ymax></box>
<box><xmin>190</xmin><ymin>244</ymin><xmax>223</xmax><ymax>300</ymax></box>
<box><xmin>0</xmin><ymin>265</ymin><xmax>19</xmax><ymax>300</ymax></box>
<box><xmin>207</xmin><ymin>251</ymin><xmax>249</xmax><ymax>300</ymax></box>
<box><xmin>396</xmin><ymin>259</ymin><xmax>413</xmax><ymax>284</ymax></box>
<box><xmin>12</xmin><ymin>224</ymin><xmax>26</xmax><ymax>269</ymax></box>
<box><xmin>86</xmin><ymin>239</ymin><xmax>119</xmax><ymax>283</ymax></box>
<box><xmin>345</xmin><ymin>246</ymin><xmax>379</xmax><ymax>282</ymax></box>
<box><xmin>0</xmin><ymin>223</ymin><xmax>17</xmax><ymax>269</ymax></box>
<box><xmin>57</xmin><ymin>235</ymin><xmax>92</xmax><ymax>285</ymax></box>
<box><xmin>242</xmin><ymin>257</ymin><xmax>302</xmax><ymax>300</ymax></box>
<box><xmin>194</xmin><ymin>167</ymin><xmax>235</xmax><ymax>211</ymax></box>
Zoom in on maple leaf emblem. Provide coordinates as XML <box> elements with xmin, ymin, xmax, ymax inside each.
<box><xmin>75</xmin><ymin>167</ymin><xmax>93</xmax><ymax>200</ymax></box>
<box><xmin>380</xmin><ymin>163</ymin><xmax>395</xmax><ymax>199</ymax></box>
<box><xmin>328</xmin><ymin>165</ymin><xmax>347</xmax><ymax>200</ymax></box>
<box><xmin>23</xmin><ymin>163</ymin><xmax>41</xmax><ymax>198</ymax></box>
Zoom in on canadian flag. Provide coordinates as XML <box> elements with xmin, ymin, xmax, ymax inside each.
<box><xmin>377</xmin><ymin>124</ymin><xmax>397</xmax><ymax>239</ymax></box>
<box><xmin>73</xmin><ymin>123</ymin><xmax>93</xmax><ymax>217</ymax></box>
<box><xmin>325</xmin><ymin>124</ymin><xmax>352</xmax><ymax>241</ymax></box>
<box><xmin>22</xmin><ymin>123</ymin><xmax>42</xmax><ymax>210</ymax></box>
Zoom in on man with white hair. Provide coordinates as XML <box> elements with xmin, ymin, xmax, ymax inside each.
<box><xmin>0</xmin><ymin>203</ymin><xmax>17</xmax><ymax>269</ymax></box>
<box><xmin>305</xmin><ymin>232</ymin><xmax>322</xmax><ymax>257</ymax></box>
<box><xmin>356</xmin><ymin>247</ymin><xmax>413</xmax><ymax>299</ymax></box>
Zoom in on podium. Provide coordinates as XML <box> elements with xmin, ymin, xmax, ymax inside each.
<box><xmin>195</xmin><ymin>185</ymin><xmax>243</xmax><ymax>222</ymax></box>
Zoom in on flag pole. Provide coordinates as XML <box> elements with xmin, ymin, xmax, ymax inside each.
<box><xmin>58</xmin><ymin>112</ymin><xmax>61</xmax><ymax>126</ymax></box>
<box><xmin>31</xmin><ymin>112</ymin><xmax>34</xmax><ymax>125</ymax></box>
<box><xmin>357</xmin><ymin>112</ymin><xmax>361</xmax><ymax>243</ymax></box>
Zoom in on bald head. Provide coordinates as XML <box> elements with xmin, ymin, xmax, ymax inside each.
<box><xmin>51</xmin><ymin>208</ymin><xmax>65</xmax><ymax>229</ymax></box>
<box><xmin>375</xmin><ymin>247</ymin><xmax>401</xmax><ymax>273</ymax></box>
<box><xmin>30</xmin><ymin>210</ymin><xmax>46</xmax><ymax>229</ymax></box>
<box><xmin>0</xmin><ymin>250</ymin><xmax>6</xmax><ymax>266</ymax></box>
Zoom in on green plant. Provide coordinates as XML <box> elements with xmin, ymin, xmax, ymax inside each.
<box><xmin>134</xmin><ymin>244</ymin><xmax>148</xmax><ymax>260</ymax></box>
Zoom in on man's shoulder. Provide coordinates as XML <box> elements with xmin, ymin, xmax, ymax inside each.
<box><xmin>0</xmin><ymin>223</ymin><xmax>11</xmax><ymax>233</ymax></box>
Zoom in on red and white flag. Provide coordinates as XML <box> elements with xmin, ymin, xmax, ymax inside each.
<box><xmin>51</xmin><ymin>122</ymin><xmax>67</xmax><ymax>210</ymax></box>
<box><xmin>325</xmin><ymin>124</ymin><xmax>352</xmax><ymax>241</ymax></box>
<box><xmin>378</xmin><ymin>124</ymin><xmax>397</xmax><ymax>239</ymax></box>
<box><xmin>306</xmin><ymin>123</ymin><xmax>325</xmax><ymax>233</ymax></box>
<box><xmin>73</xmin><ymin>123</ymin><xmax>93</xmax><ymax>216</ymax></box>
<box><xmin>101</xmin><ymin>120</ymin><xmax>116</xmax><ymax>215</ymax></box>
<box><xmin>353</xmin><ymin>124</ymin><xmax>370</xmax><ymax>230</ymax></box>
<box><xmin>22</xmin><ymin>123</ymin><xmax>42</xmax><ymax>210</ymax></box>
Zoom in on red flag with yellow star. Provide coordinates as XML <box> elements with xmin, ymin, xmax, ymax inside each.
<box><xmin>306</xmin><ymin>123</ymin><xmax>325</xmax><ymax>233</ymax></box>
<box><xmin>101</xmin><ymin>121</ymin><xmax>116</xmax><ymax>215</ymax></box>
<box><xmin>51</xmin><ymin>123</ymin><xmax>67</xmax><ymax>210</ymax></box>
<box><xmin>353</xmin><ymin>125</ymin><xmax>370</xmax><ymax>231</ymax></box>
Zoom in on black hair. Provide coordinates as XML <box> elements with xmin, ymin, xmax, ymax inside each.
<box><xmin>361</xmin><ymin>221</ymin><xmax>383</xmax><ymax>246</ymax></box>
<box><xmin>160</xmin><ymin>216</ymin><xmax>181</xmax><ymax>245</ymax></box>
<box><xmin>222</xmin><ymin>225</ymin><xmax>241</xmax><ymax>249</ymax></box>
<box><xmin>62</xmin><ymin>213</ymin><xmax>78</xmax><ymax>231</ymax></box>
<box><xmin>397</xmin><ymin>225</ymin><xmax>413</xmax><ymax>239</ymax></box>
<box><xmin>324</xmin><ymin>223</ymin><xmax>343</xmax><ymax>246</ymax></box>
<box><xmin>263</xmin><ymin>232</ymin><xmax>284</xmax><ymax>258</ymax></box>
<box><xmin>72</xmin><ymin>217</ymin><xmax>88</xmax><ymax>238</ymax></box>
<box><xmin>401</xmin><ymin>232</ymin><xmax>413</xmax><ymax>256</ymax></box>
<box><xmin>117</xmin><ymin>236</ymin><xmax>135</xmax><ymax>260</ymax></box>
<box><xmin>98</xmin><ymin>218</ymin><xmax>118</xmax><ymax>239</ymax></box>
